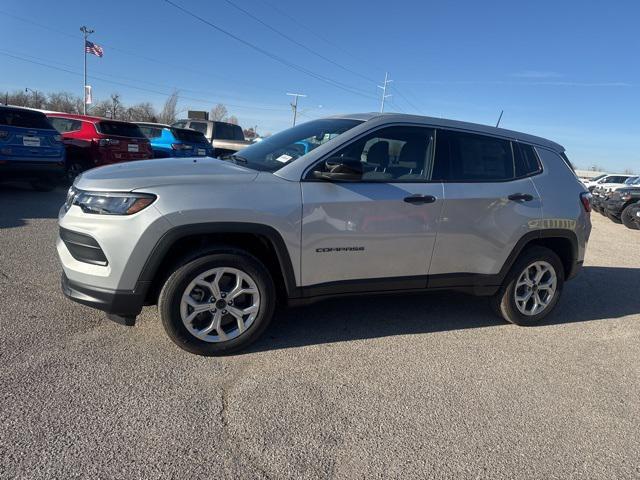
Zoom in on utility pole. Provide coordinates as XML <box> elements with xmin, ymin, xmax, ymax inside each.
<box><xmin>287</xmin><ymin>93</ymin><xmax>306</xmax><ymax>126</ymax></box>
<box><xmin>25</xmin><ymin>88</ymin><xmax>39</xmax><ymax>108</ymax></box>
<box><xmin>496</xmin><ymin>109</ymin><xmax>504</xmax><ymax>128</ymax></box>
<box><xmin>80</xmin><ymin>26</ymin><xmax>94</xmax><ymax>115</ymax></box>
<box><xmin>377</xmin><ymin>72</ymin><xmax>392</xmax><ymax>113</ymax></box>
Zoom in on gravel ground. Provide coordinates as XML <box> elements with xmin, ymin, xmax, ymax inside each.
<box><xmin>1</xmin><ymin>184</ymin><xmax>639</xmax><ymax>480</ymax></box>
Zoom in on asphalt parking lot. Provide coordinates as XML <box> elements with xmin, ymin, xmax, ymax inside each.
<box><xmin>1</xmin><ymin>184</ymin><xmax>639</xmax><ymax>480</ymax></box>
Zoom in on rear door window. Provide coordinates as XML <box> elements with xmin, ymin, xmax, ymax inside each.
<box><xmin>0</xmin><ymin>109</ymin><xmax>53</xmax><ymax>129</ymax></box>
<box><xmin>97</xmin><ymin>121</ymin><xmax>145</xmax><ymax>138</ymax></box>
<box><xmin>433</xmin><ymin>130</ymin><xmax>514</xmax><ymax>182</ymax></box>
<box><xmin>214</xmin><ymin>123</ymin><xmax>244</xmax><ymax>140</ymax></box>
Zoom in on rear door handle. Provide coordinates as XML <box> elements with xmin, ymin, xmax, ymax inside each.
<box><xmin>404</xmin><ymin>195</ymin><xmax>437</xmax><ymax>205</ymax></box>
<box><xmin>508</xmin><ymin>193</ymin><xmax>534</xmax><ymax>202</ymax></box>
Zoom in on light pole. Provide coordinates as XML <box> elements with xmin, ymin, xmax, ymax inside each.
<box><xmin>80</xmin><ymin>26</ymin><xmax>95</xmax><ymax>115</ymax></box>
<box><xmin>25</xmin><ymin>88</ymin><xmax>39</xmax><ymax>108</ymax></box>
<box><xmin>287</xmin><ymin>93</ymin><xmax>306</xmax><ymax>126</ymax></box>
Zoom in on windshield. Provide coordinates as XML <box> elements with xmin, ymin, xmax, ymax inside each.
<box><xmin>230</xmin><ymin>118</ymin><xmax>362</xmax><ymax>172</ymax></box>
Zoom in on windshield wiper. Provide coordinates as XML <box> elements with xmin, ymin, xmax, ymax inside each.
<box><xmin>228</xmin><ymin>153</ymin><xmax>248</xmax><ymax>163</ymax></box>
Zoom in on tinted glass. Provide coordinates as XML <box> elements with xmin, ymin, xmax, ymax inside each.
<box><xmin>433</xmin><ymin>130</ymin><xmax>514</xmax><ymax>181</ymax></box>
<box><xmin>172</xmin><ymin>128</ymin><xmax>208</xmax><ymax>143</ymax></box>
<box><xmin>0</xmin><ymin>108</ymin><xmax>53</xmax><ymax>129</ymax></box>
<box><xmin>49</xmin><ymin>117</ymin><xmax>82</xmax><ymax>133</ymax></box>
<box><xmin>313</xmin><ymin>126</ymin><xmax>435</xmax><ymax>182</ymax></box>
<box><xmin>230</xmin><ymin>118</ymin><xmax>361</xmax><ymax>172</ymax></box>
<box><xmin>215</xmin><ymin>122</ymin><xmax>244</xmax><ymax>140</ymax></box>
<box><xmin>138</xmin><ymin>125</ymin><xmax>164</xmax><ymax>139</ymax></box>
<box><xmin>97</xmin><ymin>121</ymin><xmax>145</xmax><ymax>138</ymax></box>
<box><xmin>514</xmin><ymin>143</ymin><xmax>542</xmax><ymax>177</ymax></box>
<box><xmin>172</xmin><ymin>121</ymin><xmax>187</xmax><ymax>129</ymax></box>
<box><xmin>189</xmin><ymin>122</ymin><xmax>208</xmax><ymax>134</ymax></box>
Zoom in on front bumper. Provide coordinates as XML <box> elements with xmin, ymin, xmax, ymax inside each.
<box><xmin>61</xmin><ymin>272</ymin><xmax>148</xmax><ymax>323</ymax></box>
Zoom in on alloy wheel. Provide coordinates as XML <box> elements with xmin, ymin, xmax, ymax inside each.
<box><xmin>179</xmin><ymin>267</ymin><xmax>260</xmax><ymax>342</ymax></box>
<box><xmin>514</xmin><ymin>261</ymin><xmax>557</xmax><ymax>316</ymax></box>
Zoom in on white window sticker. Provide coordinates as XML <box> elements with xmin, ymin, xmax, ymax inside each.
<box><xmin>23</xmin><ymin>136</ymin><xmax>41</xmax><ymax>147</ymax></box>
<box><xmin>275</xmin><ymin>154</ymin><xmax>293</xmax><ymax>163</ymax></box>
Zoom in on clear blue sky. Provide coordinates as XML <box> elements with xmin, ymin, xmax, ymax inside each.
<box><xmin>1</xmin><ymin>0</ymin><xmax>639</xmax><ymax>171</ymax></box>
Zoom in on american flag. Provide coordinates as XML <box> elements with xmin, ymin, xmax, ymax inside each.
<box><xmin>85</xmin><ymin>40</ymin><xmax>104</xmax><ymax>57</ymax></box>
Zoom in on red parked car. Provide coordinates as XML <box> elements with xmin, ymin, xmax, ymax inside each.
<box><xmin>46</xmin><ymin>113</ymin><xmax>153</xmax><ymax>182</ymax></box>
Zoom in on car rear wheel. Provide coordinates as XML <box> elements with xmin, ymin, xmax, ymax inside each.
<box><xmin>621</xmin><ymin>204</ymin><xmax>640</xmax><ymax>230</ymax></box>
<box><xmin>492</xmin><ymin>246</ymin><xmax>564</xmax><ymax>326</ymax></box>
<box><xmin>158</xmin><ymin>250</ymin><xmax>276</xmax><ymax>356</ymax></box>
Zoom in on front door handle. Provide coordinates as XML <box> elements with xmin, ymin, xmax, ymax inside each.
<box><xmin>508</xmin><ymin>193</ymin><xmax>534</xmax><ymax>202</ymax></box>
<box><xmin>404</xmin><ymin>195</ymin><xmax>437</xmax><ymax>205</ymax></box>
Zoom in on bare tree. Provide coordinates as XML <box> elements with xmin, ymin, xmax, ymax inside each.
<box><xmin>159</xmin><ymin>90</ymin><xmax>179</xmax><ymax>124</ymax></box>
<box><xmin>210</xmin><ymin>103</ymin><xmax>228</xmax><ymax>121</ymax></box>
<box><xmin>227</xmin><ymin>115</ymin><xmax>239</xmax><ymax>125</ymax></box>
<box><xmin>45</xmin><ymin>92</ymin><xmax>83</xmax><ymax>114</ymax></box>
<box><xmin>125</xmin><ymin>102</ymin><xmax>158</xmax><ymax>122</ymax></box>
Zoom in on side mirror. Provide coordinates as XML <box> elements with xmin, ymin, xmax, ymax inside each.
<box><xmin>313</xmin><ymin>157</ymin><xmax>363</xmax><ymax>182</ymax></box>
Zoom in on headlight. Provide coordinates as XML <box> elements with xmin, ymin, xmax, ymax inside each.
<box><xmin>71</xmin><ymin>190</ymin><xmax>156</xmax><ymax>215</ymax></box>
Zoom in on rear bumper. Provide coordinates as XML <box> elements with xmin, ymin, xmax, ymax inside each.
<box><xmin>61</xmin><ymin>272</ymin><xmax>147</xmax><ymax>321</ymax></box>
<box><xmin>0</xmin><ymin>159</ymin><xmax>65</xmax><ymax>181</ymax></box>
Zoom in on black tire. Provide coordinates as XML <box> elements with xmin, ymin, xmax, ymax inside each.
<box><xmin>30</xmin><ymin>180</ymin><xmax>56</xmax><ymax>192</ymax></box>
<box><xmin>491</xmin><ymin>246</ymin><xmax>565</xmax><ymax>326</ymax></box>
<box><xmin>158</xmin><ymin>249</ymin><xmax>276</xmax><ymax>356</ymax></box>
<box><xmin>605</xmin><ymin>210</ymin><xmax>622</xmax><ymax>224</ymax></box>
<box><xmin>65</xmin><ymin>161</ymin><xmax>85</xmax><ymax>184</ymax></box>
<box><xmin>621</xmin><ymin>204</ymin><xmax>640</xmax><ymax>230</ymax></box>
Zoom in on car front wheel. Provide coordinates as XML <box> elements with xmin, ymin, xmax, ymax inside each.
<box><xmin>158</xmin><ymin>250</ymin><xmax>276</xmax><ymax>356</ymax></box>
<box><xmin>492</xmin><ymin>246</ymin><xmax>564</xmax><ymax>326</ymax></box>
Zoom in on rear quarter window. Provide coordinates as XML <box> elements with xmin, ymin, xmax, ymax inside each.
<box><xmin>215</xmin><ymin>122</ymin><xmax>244</xmax><ymax>140</ymax></box>
<box><xmin>432</xmin><ymin>130</ymin><xmax>514</xmax><ymax>182</ymax></box>
<box><xmin>172</xmin><ymin>128</ymin><xmax>208</xmax><ymax>143</ymax></box>
<box><xmin>49</xmin><ymin>117</ymin><xmax>83</xmax><ymax>133</ymax></box>
<box><xmin>514</xmin><ymin>143</ymin><xmax>542</xmax><ymax>177</ymax></box>
<box><xmin>97</xmin><ymin>121</ymin><xmax>145</xmax><ymax>138</ymax></box>
<box><xmin>0</xmin><ymin>109</ymin><xmax>54</xmax><ymax>129</ymax></box>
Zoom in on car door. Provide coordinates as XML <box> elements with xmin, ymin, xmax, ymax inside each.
<box><xmin>300</xmin><ymin>125</ymin><xmax>444</xmax><ymax>291</ymax></box>
<box><xmin>428</xmin><ymin>129</ymin><xmax>542</xmax><ymax>285</ymax></box>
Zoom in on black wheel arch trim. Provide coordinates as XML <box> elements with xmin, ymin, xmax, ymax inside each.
<box><xmin>137</xmin><ymin>222</ymin><xmax>300</xmax><ymax>299</ymax></box>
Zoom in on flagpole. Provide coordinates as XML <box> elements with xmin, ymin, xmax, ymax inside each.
<box><xmin>80</xmin><ymin>26</ymin><xmax>94</xmax><ymax>115</ymax></box>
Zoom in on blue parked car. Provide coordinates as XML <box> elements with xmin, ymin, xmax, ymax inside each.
<box><xmin>136</xmin><ymin>123</ymin><xmax>214</xmax><ymax>158</ymax></box>
<box><xmin>0</xmin><ymin>105</ymin><xmax>65</xmax><ymax>191</ymax></box>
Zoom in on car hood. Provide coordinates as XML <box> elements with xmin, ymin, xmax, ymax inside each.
<box><xmin>75</xmin><ymin>157</ymin><xmax>259</xmax><ymax>191</ymax></box>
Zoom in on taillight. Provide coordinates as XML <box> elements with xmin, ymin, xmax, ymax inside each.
<box><xmin>580</xmin><ymin>192</ymin><xmax>592</xmax><ymax>213</ymax></box>
<box><xmin>98</xmin><ymin>138</ymin><xmax>120</xmax><ymax>147</ymax></box>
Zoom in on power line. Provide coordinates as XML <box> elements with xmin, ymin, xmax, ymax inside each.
<box><xmin>0</xmin><ymin>10</ymin><xmax>272</xmax><ymax>93</ymax></box>
<box><xmin>163</xmin><ymin>0</ymin><xmax>377</xmax><ymax>101</ymax></box>
<box><xmin>0</xmin><ymin>50</ymin><xmax>289</xmax><ymax>112</ymax></box>
<box><xmin>0</xmin><ymin>47</ymin><xmax>287</xmax><ymax>111</ymax></box>
<box><xmin>221</xmin><ymin>0</ymin><xmax>377</xmax><ymax>85</ymax></box>
<box><xmin>257</xmin><ymin>0</ymin><xmax>384</xmax><ymax>73</ymax></box>
<box><xmin>393</xmin><ymin>87</ymin><xmax>425</xmax><ymax>115</ymax></box>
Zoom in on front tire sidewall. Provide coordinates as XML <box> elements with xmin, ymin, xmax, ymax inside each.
<box><xmin>495</xmin><ymin>247</ymin><xmax>565</xmax><ymax>326</ymax></box>
<box><xmin>621</xmin><ymin>205</ymin><xmax>640</xmax><ymax>230</ymax></box>
<box><xmin>159</xmin><ymin>252</ymin><xmax>276</xmax><ymax>356</ymax></box>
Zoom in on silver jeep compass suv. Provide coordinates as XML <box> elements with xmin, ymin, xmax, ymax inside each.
<box><xmin>58</xmin><ymin>113</ymin><xmax>591</xmax><ymax>355</ymax></box>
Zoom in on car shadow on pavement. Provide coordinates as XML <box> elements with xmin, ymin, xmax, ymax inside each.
<box><xmin>0</xmin><ymin>183</ymin><xmax>66</xmax><ymax>229</ymax></box>
<box><xmin>249</xmin><ymin>266</ymin><xmax>640</xmax><ymax>353</ymax></box>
